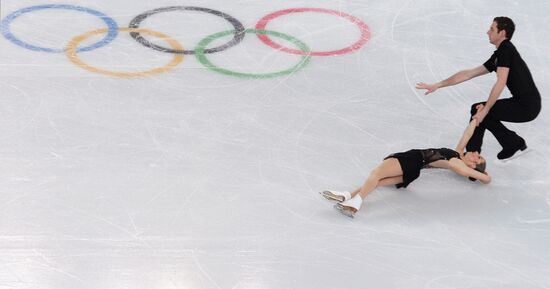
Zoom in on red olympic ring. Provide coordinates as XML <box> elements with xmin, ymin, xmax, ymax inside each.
<box><xmin>255</xmin><ymin>8</ymin><xmax>370</xmax><ymax>56</ymax></box>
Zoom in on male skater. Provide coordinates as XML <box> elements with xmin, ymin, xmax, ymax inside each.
<box><xmin>416</xmin><ymin>17</ymin><xmax>541</xmax><ymax>160</ymax></box>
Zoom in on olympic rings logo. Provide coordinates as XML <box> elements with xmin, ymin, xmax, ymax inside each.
<box><xmin>1</xmin><ymin>5</ymin><xmax>371</xmax><ymax>78</ymax></box>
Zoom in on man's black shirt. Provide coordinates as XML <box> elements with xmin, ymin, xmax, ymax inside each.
<box><xmin>483</xmin><ymin>39</ymin><xmax>540</xmax><ymax>103</ymax></box>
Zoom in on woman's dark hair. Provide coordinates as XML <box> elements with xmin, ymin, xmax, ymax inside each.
<box><xmin>469</xmin><ymin>159</ymin><xmax>487</xmax><ymax>182</ymax></box>
<box><xmin>494</xmin><ymin>16</ymin><xmax>515</xmax><ymax>40</ymax></box>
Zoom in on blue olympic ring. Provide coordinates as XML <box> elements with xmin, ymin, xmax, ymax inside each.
<box><xmin>0</xmin><ymin>4</ymin><xmax>118</xmax><ymax>53</ymax></box>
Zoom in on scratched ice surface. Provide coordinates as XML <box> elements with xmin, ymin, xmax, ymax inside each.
<box><xmin>1</xmin><ymin>0</ymin><xmax>549</xmax><ymax>288</ymax></box>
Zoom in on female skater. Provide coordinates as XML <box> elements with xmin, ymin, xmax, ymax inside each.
<box><xmin>321</xmin><ymin>113</ymin><xmax>491</xmax><ymax>218</ymax></box>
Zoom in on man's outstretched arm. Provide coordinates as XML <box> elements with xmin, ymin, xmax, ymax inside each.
<box><xmin>416</xmin><ymin>65</ymin><xmax>489</xmax><ymax>95</ymax></box>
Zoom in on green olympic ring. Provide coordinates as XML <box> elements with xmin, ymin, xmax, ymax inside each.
<box><xmin>195</xmin><ymin>29</ymin><xmax>312</xmax><ymax>79</ymax></box>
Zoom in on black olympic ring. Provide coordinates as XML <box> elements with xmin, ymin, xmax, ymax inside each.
<box><xmin>128</xmin><ymin>6</ymin><xmax>245</xmax><ymax>55</ymax></box>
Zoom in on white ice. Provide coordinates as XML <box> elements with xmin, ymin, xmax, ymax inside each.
<box><xmin>1</xmin><ymin>0</ymin><xmax>549</xmax><ymax>288</ymax></box>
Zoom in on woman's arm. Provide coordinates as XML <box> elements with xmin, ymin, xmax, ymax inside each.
<box><xmin>448</xmin><ymin>158</ymin><xmax>491</xmax><ymax>184</ymax></box>
<box><xmin>455</xmin><ymin>118</ymin><xmax>479</xmax><ymax>157</ymax></box>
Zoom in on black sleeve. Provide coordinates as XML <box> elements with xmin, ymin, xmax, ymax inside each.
<box><xmin>496</xmin><ymin>45</ymin><xmax>513</xmax><ymax>68</ymax></box>
<box><xmin>483</xmin><ymin>52</ymin><xmax>497</xmax><ymax>72</ymax></box>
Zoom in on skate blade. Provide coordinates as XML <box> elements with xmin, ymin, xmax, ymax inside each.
<box><xmin>319</xmin><ymin>191</ymin><xmax>345</xmax><ymax>202</ymax></box>
<box><xmin>333</xmin><ymin>203</ymin><xmax>356</xmax><ymax>218</ymax></box>
<box><xmin>495</xmin><ymin>147</ymin><xmax>532</xmax><ymax>164</ymax></box>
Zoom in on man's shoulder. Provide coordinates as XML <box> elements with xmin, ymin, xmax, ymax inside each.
<box><xmin>498</xmin><ymin>40</ymin><xmax>517</xmax><ymax>52</ymax></box>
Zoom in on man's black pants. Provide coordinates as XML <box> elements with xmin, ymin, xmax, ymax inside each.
<box><xmin>466</xmin><ymin>97</ymin><xmax>541</xmax><ymax>153</ymax></box>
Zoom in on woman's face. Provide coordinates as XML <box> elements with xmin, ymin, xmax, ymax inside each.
<box><xmin>464</xmin><ymin>151</ymin><xmax>481</xmax><ymax>168</ymax></box>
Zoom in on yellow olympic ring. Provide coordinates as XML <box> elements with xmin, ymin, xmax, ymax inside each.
<box><xmin>65</xmin><ymin>28</ymin><xmax>184</xmax><ymax>78</ymax></box>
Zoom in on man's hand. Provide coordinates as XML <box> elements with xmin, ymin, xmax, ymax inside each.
<box><xmin>473</xmin><ymin>104</ymin><xmax>488</xmax><ymax>124</ymax></box>
<box><xmin>415</xmin><ymin>82</ymin><xmax>438</xmax><ymax>95</ymax></box>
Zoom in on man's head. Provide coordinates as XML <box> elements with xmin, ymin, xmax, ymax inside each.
<box><xmin>488</xmin><ymin>17</ymin><xmax>515</xmax><ymax>44</ymax></box>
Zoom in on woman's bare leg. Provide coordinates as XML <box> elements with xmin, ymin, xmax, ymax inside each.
<box><xmin>334</xmin><ymin>159</ymin><xmax>404</xmax><ymax>217</ymax></box>
<box><xmin>377</xmin><ymin>176</ymin><xmax>404</xmax><ymax>186</ymax></box>
<box><xmin>350</xmin><ymin>158</ymin><xmax>403</xmax><ymax>199</ymax></box>
<box><xmin>349</xmin><ymin>176</ymin><xmax>403</xmax><ymax>198</ymax></box>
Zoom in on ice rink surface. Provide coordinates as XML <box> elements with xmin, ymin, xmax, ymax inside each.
<box><xmin>1</xmin><ymin>0</ymin><xmax>549</xmax><ymax>288</ymax></box>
